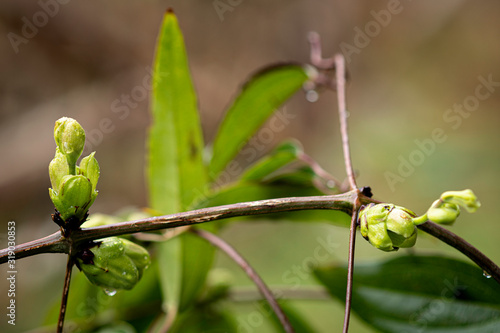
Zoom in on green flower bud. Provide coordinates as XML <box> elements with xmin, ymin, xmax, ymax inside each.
<box><xmin>49</xmin><ymin>148</ymin><xmax>69</xmax><ymax>190</ymax></box>
<box><xmin>359</xmin><ymin>203</ymin><xmax>417</xmax><ymax>252</ymax></box>
<box><xmin>54</xmin><ymin>117</ymin><xmax>85</xmax><ymax>172</ymax></box>
<box><xmin>78</xmin><ymin>152</ymin><xmax>100</xmax><ymax>207</ymax></box>
<box><xmin>50</xmin><ymin>174</ymin><xmax>93</xmax><ymax>222</ymax></box>
<box><xmin>440</xmin><ymin>189</ymin><xmax>481</xmax><ymax>213</ymax></box>
<box><xmin>76</xmin><ymin>237</ymin><xmax>151</xmax><ymax>290</ymax></box>
<box><xmin>427</xmin><ymin>201</ymin><xmax>460</xmax><ymax>225</ymax></box>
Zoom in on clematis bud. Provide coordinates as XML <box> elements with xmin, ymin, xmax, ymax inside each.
<box><xmin>49</xmin><ymin>148</ymin><xmax>69</xmax><ymax>191</ymax></box>
<box><xmin>49</xmin><ymin>174</ymin><xmax>94</xmax><ymax>223</ymax></box>
<box><xmin>76</xmin><ymin>237</ymin><xmax>151</xmax><ymax>291</ymax></box>
<box><xmin>54</xmin><ymin>117</ymin><xmax>85</xmax><ymax>173</ymax></box>
<box><xmin>359</xmin><ymin>203</ymin><xmax>417</xmax><ymax>252</ymax></box>
<box><xmin>440</xmin><ymin>189</ymin><xmax>481</xmax><ymax>213</ymax></box>
<box><xmin>78</xmin><ymin>152</ymin><xmax>100</xmax><ymax>202</ymax></box>
<box><xmin>426</xmin><ymin>202</ymin><xmax>460</xmax><ymax>225</ymax></box>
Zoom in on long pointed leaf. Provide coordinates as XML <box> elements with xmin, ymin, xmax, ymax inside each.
<box><xmin>148</xmin><ymin>9</ymin><xmax>214</xmax><ymax>315</ymax></box>
<box><xmin>209</xmin><ymin>63</ymin><xmax>310</xmax><ymax>179</ymax></box>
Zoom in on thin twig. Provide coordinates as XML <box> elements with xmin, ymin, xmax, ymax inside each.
<box><xmin>57</xmin><ymin>255</ymin><xmax>74</xmax><ymax>333</ymax></box>
<box><xmin>334</xmin><ymin>54</ymin><xmax>357</xmax><ymax>191</ymax></box>
<box><xmin>308</xmin><ymin>31</ymin><xmax>335</xmax><ymax>69</ymax></box>
<box><xmin>417</xmin><ymin>221</ymin><xmax>500</xmax><ymax>284</ymax></box>
<box><xmin>343</xmin><ymin>204</ymin><xmax>359</xmax><ymax>333</ymax></box>
<box><xmin>191</xmin><ymin>228</ymin><xmax>295</xmax><ymax>333</ymax></box>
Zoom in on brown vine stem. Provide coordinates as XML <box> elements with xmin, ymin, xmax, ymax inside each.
<box><xmin>1</xmin><ymin>193</ymin><xmax>500</xmax><ymax>286</ymax></box>
<box><xmin>333</xmin><ymin>53</ymin><xmax>358</xmax><ymax>333</ymax></box>
<box><xmin>334</xmin><ymin>54</ymin><xmax>356</xmax><ymax>192</ymax></box>
<box><xmin>343</xmin><ymin>206</ymin><xmax>358</xmax><ymax>333</ymax></box>
<box><xmin>417</xmin><ymin>221</ymin><xmax>500</xmax><ymax>282</ymax></box>
<box><xmin>57</xmin><ymin>255</ymin><xmax>74</xmax><ymax>333</ymax></box>
<box><xmin>191</xmin><ymin>228</ymin><xmax>294</xmax><ymax>333</ymax></box>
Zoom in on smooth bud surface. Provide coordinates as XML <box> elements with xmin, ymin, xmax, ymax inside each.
<box><xmin>54</xmin><ymin>117</ymin><xmax>85</xmax><ymax>170</ymax></box>
<box><xmin>49</xmin><ymin>148</ymin><xmax>69</xmax><ymax>190</ymax></box>
<box><xmin>427</xmin><ymin>202</ymin><xmax>460</xmax><ymax>225</ymax></box>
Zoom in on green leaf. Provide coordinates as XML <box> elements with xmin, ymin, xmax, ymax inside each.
<box><xmin>314</xmin><ymin>255</ymin><xmax>500</xmax><ymax>333</ymax></box>
<box><xmin>148</xmin><ymin>9</ymin><xmax>206</xmax><ymax>213</ymax></box>
<box><xmin>209</xmin><ymin>63</ymin><xmax>310</xmax><ymax>179</ymax></box>
<box><xmin>169</xmin><ymin>304</ymin><xmax>237</xmax><ymax>333</ymax></box>
<box><xmin>240</xmin><ymin>140</ymin><xmax>303</xmax><ymax>182</ymax></box>
<box><xmin>147</xmin><ymin>10</ymin><xmax>214</xmax><ymax>315</ymax></box>
<box><xmin>270</xmin><ymin>302</ymin><xmax>317</xmax><ymax>333</ymax></box>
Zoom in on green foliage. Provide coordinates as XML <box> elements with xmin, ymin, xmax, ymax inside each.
<box><xmin>148</xmin><ymin>10</ymin><xmax>213</xmax><ymax>315</ymax></box>
<box><xmin>146</xmin><ymin>9</ymin><xmax>313</xmax><ymax>327</ymax></box>
<box><xmin>208</xmin><ymin>63</ymin><xmax>309</xmax><ymax>179</ymax></box>
<box><xmin>40</xmin><ymin>10</ymin><xmax>497</xmax><ymax>333</ymax></box>
<box><xmin>314</xmin><ymin>255</ymin><xmax>500</xmax><ymax>332</ymax></box>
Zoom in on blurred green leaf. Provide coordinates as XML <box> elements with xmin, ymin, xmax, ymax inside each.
<box><xmin>240</xmin><ymin>140</ymin><xmax>303</xmax><ymax>182</ymax></box>
<box><xmin>209</xmin><ymin>63</ymin><xmax>309</xmax><ymax>179</ymax></box>
<box><xmin>147</xmin><ymin>10</ymin><xmax>214</xmax><ymax>315</ymax></box>
<box><xmin>169</xmin><ymin>303</ymin><xmax>237</xmax><ymax>333</ymax></box>
<box><xmin>314</xmin><ymin>255</ymin><xmax>500</xmax><ymax>333</ymax></box>
<box><xmin>270</xmin><ymin>302</ymin><xmax>317</xmax><ymax>333</ymax></box>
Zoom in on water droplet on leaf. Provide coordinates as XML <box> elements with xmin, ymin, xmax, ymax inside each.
<box><xmin>103</xmin><ymin>288</ymin><xmax>117</xmax><ymax>296</ymax></box>
<box><xmin>483</xmin><ymin>270</ymin><xmax>492</xmax><ymax>279</ymax></box>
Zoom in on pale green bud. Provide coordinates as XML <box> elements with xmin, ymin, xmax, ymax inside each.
<box><xmin>50</xmin><ymin>174</ymin><xmax>93</xmax><ymax>222</ymax></box>
<box><xmin>49</xmin><ymin>148</ymin><xmax>69</xmax><ymax>190</ymax></box>
<box><xmin>427</xmin><ymin>201</ymin><xmax>460</xmax><ymax>225</ymax></box>
<box><xmin>78</xmin><ymin>152</ymin><xmax>100</xmax><ymax>205</ymax></box>
<box><xmin>76</xmin><ymin>237</ymin><xmax>151</xmax><ymax>290</ymax></box>
<box><xmin>54</xmin><ymin>117</ymin><xmax>85</xmax><ymax>172</ymax></box>
<box><xmin>440</xmin><ymin>189</ymin><xmax>481</xmax><ymax>213</ymax></box>
<box><xmin>359</xmin><ymin>203</ymin><xmax>417</xmax><ymax>252</ymax></box>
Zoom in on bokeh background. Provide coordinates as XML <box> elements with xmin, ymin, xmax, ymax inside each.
<box><xmin>1</xmin><ymin>1</ymin><xmax>499</xmax><ymax>332</ymax></box>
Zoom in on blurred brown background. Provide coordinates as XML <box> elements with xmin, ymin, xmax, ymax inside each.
<box><xmin>1</xmin><ymin>1</ymin><xmax>499</xmax><ymax>332</ymax></box>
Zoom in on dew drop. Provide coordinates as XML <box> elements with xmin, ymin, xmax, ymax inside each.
<box><xmin>326</xmin><ymin>180</ymin><xmax>336</xmax><ymax>189</ymax></box>
<box><xmin>103</xmin><ymin>288</ymin><xmax>117</xmax><ymax>296</ymax></box>
<box><xmin>306</xmin><ymin>90</ymin><xmax>319</xmax><ymax>103</ymax></box>
<box><xmin>483</xmin><ymin>270</ymin><xmax>492</xmax><ymax>279</ymax></box>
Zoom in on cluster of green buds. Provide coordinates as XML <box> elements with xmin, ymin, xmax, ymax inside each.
<box><xmin>75</xmin><ymin>237</ymin><xmax>151</xmax><ymax>291</ymax></box>
<box><xmin>359</xmin><ymin>204</ymin><xmax>417</xmax><ymax>252</ymax></box>
<box><xmin>359</xmin><ymin>189</ymin><xmax>480</xmax><ymax>252</ymax></box>
<box><xmin>49</xmin><ymin>117</ymin><xmax>99</xmax><ymax>233</ymax></box>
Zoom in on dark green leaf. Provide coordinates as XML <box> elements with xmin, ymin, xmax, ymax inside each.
<box><xmin>209</xmin><ymin>63</ymin><xmax>310</xmax><ymax>179</ymax></box>
<box><xmin>314</xmin><ymin>255</ymin><xmax>500</xmax><ymax>333</ymax></box>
